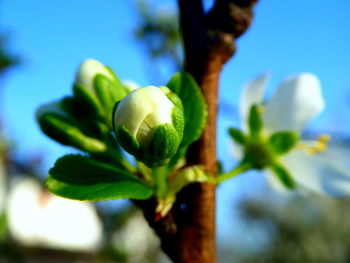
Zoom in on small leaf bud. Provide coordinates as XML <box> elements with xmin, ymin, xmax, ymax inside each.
<box><xmin>36</xmin><ymin>100</ymin><xmax>106</xmax><ymax>153</ymax></box>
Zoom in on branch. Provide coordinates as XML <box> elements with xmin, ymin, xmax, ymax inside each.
<box><xmin>207</xmin><ymin>0</ymin><xmax>257</xmax><ymax>38</ymax></box>
<box><xmin>138</xmin><ymin>1</ymin><xmax>258</xmax><ymax>262</ymax></box>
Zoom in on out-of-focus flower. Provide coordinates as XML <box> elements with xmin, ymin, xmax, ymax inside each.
<box><xmin>111</xmin><ymin>210</ymin><xmax>160</xmax><ymax>262</ymax></box>
<box><xmin>6</xmin><ymin>177</ymin><xmax>102</xmax><ymax>251</ymax></box>
<box><xmin>229</xmin><ymin>73</ymin><xmax>350</xmax><ymax>197</ymax></box>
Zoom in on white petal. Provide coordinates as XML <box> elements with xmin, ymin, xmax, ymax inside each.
<box><xmin>75</xmin><ymin>59</ymin><xmax>114</xmax><ymax>92</ymax></box>
<box><xmin>239</xmin><ymin>74</ymin><xmax>269</xmax><ymax>128</ymax></box>
<box><xmin>280</xmin><ymin>149</ymin><xmax>350</xmax><ymax>198</ymax></box>
<box><xmin>263</xmin><ymin>73</ymin><xmax>324</xmax><ymax>133</ymax></box>
<box><xmin>7</xmin><ymin>178</ymin><xmax>102</xmax><ymax>251</ymax></box>
<box><xmin>229</xmin><ymin>139</ymin><xmax>244</xmax><ymax>160</ymax></box>
<box><xmin>265</xmin><ymin>170</ymin><xmax>294</xmax><ymax>195</ymax></box>
<box><xmin>113</xmin><ymin>86</ymin><xmax>174</xmax><ymax>142</ymax></box>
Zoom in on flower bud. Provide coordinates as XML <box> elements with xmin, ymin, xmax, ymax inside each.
<box><xmin>75</xmin><ymin>59</ymin><xmax>115</xmax><ymax>91</ymax></box>
<box><xmin>73</xmin><ymin>59</ymin><xmax>128</xmax><ymax>120</ymax></box>
<box><xmin>36</xmin><ymin>100</ymin><xmax>106</xmax><ymax>153</ymax></box>
<box><xmin>113</xmin><ymin>86</ymin><xmax>184</xmax><ymax>167</ymax></box>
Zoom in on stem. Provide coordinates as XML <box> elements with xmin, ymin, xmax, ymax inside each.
<box><xmin>136</xmin><ymin>1</ymin><xmax>258</xmax><ymax>262</ymax></box>
<box><xmin>217</xmin><ymin>163</ymin><xmax>252</xmax><ymax>184</ymax></box>
<box><xmin>152</xmin><ymin>165</ymin><xmax>169</xmax><ymax>198</ymax></box>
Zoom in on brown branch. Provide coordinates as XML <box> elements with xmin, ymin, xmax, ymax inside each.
<box><xmin>137</xmin><ymin>1</ymin><xmax>258</xmax><ymax>262</ymax></box>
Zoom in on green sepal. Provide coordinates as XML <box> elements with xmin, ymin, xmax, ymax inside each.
<box><xmin>116</xmin><ymin>125</ymin><xmax>140</xmax><ymax>158</ymax></box>
<box><xmin>116</xmin><ymin>123</ymin><xmax>181</xmax><ymax>168</ymax></box>
<box><xmin>73</xmin><ymin>84</ymin><xmax>104</xmax><ymax>118</ymax></box>
<box><xmin>47</xmin><ymin>155</ymin><xmax>153</xmax><ymax>201</ymax></box>
<box><xmin>268</xmin><ymin>131</ymin><xmax>300</xmax><ymax>155</ymax></box>
<box><xmin>148</xmin><ymin>123</ymin><xmax>179</xmax><ymax>165</ymax></box>
<box><xmin>38</xmin><ymin>113</ymin><xmax>106</xmax><ymax>153</ymax></box>
<box><xmin>166</xmin><ymin>72</ymin><xmax>207</xmax><ymax>167</ymax></box>
<box><xmin>229</xmin><ymin>127</ymin><xmax>246</xmax><ymax>145</ymax></box>
<box><xmin>269</xmin><ymin>162</ymin><xmax>296</xmax><ymax>189</ymax></box>
<box><xmin>171</xmin><ymin>107</ymin><xmax>185</xmax><ymax>142</ymax></box>
<box><xmin>248</xmin><ymin>104</ymin><xmax>263</xmax><ymax>139</ymax></box>
<box><xmin>243</xmin><ymin>142</ymin><xmax>272</xmax><ymax>170</ymax></box>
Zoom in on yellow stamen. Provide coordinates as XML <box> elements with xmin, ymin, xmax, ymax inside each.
<box><xmin>295</xmin><ymin>134</ymin><xmax>330</xmax><ymax>155</ymax></box>
<box><xmin>258</xmin><ymin>106</ymin><xmax>265</xmax><ymax>114</ymax></box>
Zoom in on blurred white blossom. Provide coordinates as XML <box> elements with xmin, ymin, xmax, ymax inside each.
<box><xmin>6</xmin><ymin>177</ymin><xmax>103</xmax><ymax>251</ymax></box>
<box><xmin>234</xmin><ymin>73</ymin><xmax>350</xmax><ymax>197</ymax></box>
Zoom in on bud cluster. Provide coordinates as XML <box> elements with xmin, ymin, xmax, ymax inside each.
<box><xmin>37</xmin><ymin>61</ymin><xmax>206</xmax><ymax>218</ymax></box>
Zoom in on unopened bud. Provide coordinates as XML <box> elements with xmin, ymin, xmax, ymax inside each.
<box><xmin>75</xmin><ymin>59</ymin><xmax>115</xmax><ymax>91</ymax></box>
<box><xmin>113</xmin><ymin>86</ymin><xmax>184</xmax><ymax>167</ymax></box>
<box><xmin>36</xmin><ymin>100</ymin><xmax>106</xmax><ymax>153</ymax></box>
<box><xmin>74</xmin><ymin>59</ymin><xmax>128</xmax><ymax>120</ymax></box>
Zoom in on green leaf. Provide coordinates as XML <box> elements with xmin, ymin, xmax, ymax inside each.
<box><xmin>248</xmin><ymin>105</ymin><xmax>263</xmax><ymax>139</ymax></box>
<box><xmin>166</xmin><ymin>72</ymin><xmax>207</xmax><ymax>165</ymax></box>
<box><xmin>73</xmin><ymin>84</ymin><xmax>104</xmax><ymax>119</ymax></box>
<box><xmin>270</xmin><ymin>162</ymin><xmax>296</xmax><ymax>189</ymax></box>
<box><xmin>229</xmin><ymin>127</ymin><xmax>246</xmax><ymax>145</ymax></box>
<box><xmin>60</xmin><ymin>96</ymin><xmax>87</xmax><ymax>119</ymax></box>
<box><xmin>60</xmin><ymin>96</ymin><xmax>108</xmax><ymax>138</ymax></box>
<box><xmin>269</xmin><ymin>131</ymin><xmax>300</xmax><ymax>155</ymax></box>
<box><xmin>47</xmin><ymin>155</ymin><xmax>153</xmax><ymax>201</ymax></box>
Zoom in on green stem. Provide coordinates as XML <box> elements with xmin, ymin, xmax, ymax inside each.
<box><xmin>217</xmin><ymin>162</ymin><xmax>252</xmax><ymax>184</ymax></box>
<box><xmin>152</xmin><ymin>165</ymin><xmax>168</xmax><ymax>198</ymax></box>
<box><xmin>106</xmin><ymin>148</ymin><xmax>137</xmax><ymax>173</ymax></box>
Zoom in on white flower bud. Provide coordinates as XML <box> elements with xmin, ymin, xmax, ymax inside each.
<box><xmin>113</xmin><ymin>86</ymin><xmax>184</xmax><ymax>166</ymax></box>
<box><xmin>75</xmin><ymin>59</ymin><xmax>115</xmax><ymax>92</ymax></box>
<box><xmin>73</xmin><ymin>59</ymin><xmax>129</xmax><ymax>120</ymax></box>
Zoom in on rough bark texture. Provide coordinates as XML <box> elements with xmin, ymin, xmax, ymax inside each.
<box><xmin>138</xmin><ymin>1</ymin><xmax>258</xmax><ymax>262</ymax></box>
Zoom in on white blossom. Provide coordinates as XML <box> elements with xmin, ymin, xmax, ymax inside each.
<box><xmin>235</xmin><ymin>73</ymin><xmax>350</xmax><ymax>197</ymax></box>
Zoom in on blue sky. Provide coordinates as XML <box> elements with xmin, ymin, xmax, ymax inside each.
<box><xmin>2</xmin><ymin>0</ymin><xmax>350</xmax><ymax>244</ymax></box>
<box><xmin>2</xmin><ymin>0</ymin><xmax>350</xmax><ymax>167</ymax></box>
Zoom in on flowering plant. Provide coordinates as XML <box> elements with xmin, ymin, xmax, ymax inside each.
<box><xmin>37</xmin><ymin>59</ymin><xmax>209</xmax><ymax>218</ymax></box>
<box><xmin>219</xmin><ymin>73</ymin><xmax>350</xmax><ymax>197</ymax></box>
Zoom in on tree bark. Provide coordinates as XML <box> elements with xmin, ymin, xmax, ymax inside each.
<box><xmin>138</xmin><ymin>1</ymin><xmax>258</xmax><ymax>262</ymax></box>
